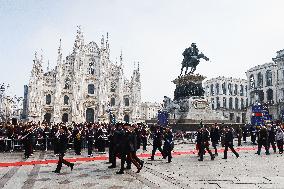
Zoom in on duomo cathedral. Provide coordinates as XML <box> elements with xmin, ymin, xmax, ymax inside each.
<box><xmin>27</xmin><ymin>27</ymin><xmax>141</xmax><ymax>124</ymax></box>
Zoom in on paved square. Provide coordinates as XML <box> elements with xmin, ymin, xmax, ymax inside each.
<box><xmin>0</xmin><ymin>142</ymin><xmax>283</xmax><ymax>189</ymax></box>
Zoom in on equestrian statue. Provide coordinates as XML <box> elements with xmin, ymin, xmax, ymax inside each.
<box><xmin>180</xmin><ymin>43</ymin><xmax>209</xmax><ymax>75</ymax></box>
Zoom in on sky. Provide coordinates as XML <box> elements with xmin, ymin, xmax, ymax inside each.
<box><xmin>1</xmin><ymin>0</ymin><xmax>284</xmax><ymax>103</ymax></box>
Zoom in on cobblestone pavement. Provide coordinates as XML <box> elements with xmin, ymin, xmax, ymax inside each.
<box><xmin>0</xmin><ymin>141</ymin><xmax>284</xmax><ymax>189</ymax></box>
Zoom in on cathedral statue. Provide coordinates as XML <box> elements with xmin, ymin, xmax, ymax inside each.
<box><xmin>180</xmin><ymin>43</ymin><xmax>209</xmax><ymax>75</ymax></box>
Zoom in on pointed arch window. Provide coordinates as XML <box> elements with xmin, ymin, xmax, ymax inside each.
<box><xmin>46</xmin><ymin>94</ymin><xmax>51</xmax><ymax>105</ymax></box>
<box><xmin>88</xmin><ymin>84</ymin><xmax>95</xmax><ymax>94</ymax></box>
<box><xmin>64</xmin><ymin>95</ymin><xmax>69</xmax><ymax>105</ymax></box>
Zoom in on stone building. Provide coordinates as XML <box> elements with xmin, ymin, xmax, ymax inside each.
<box><xmin>140</xmin><ymin>102</ymin><xmax>162</xmax><ymax>121</ymax></box>
<box><xmin>27</xmin><ymin>27</ymin><xmax>141</xmax><ymax>124</ymax></box>
<box><xmin>204</xmin><ymin>77</ymin><xmax>248</xmax><ymax>123</ymax></box>
<box><xmin>246</xmin><ymin>49</ymin><xmax>284</xmax><ymax>120</ymax></box>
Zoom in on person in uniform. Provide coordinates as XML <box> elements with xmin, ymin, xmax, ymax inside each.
<box><xmin>163</xmin><ymin>127</ymin><xmax>174</xmax><ymax>163</ymax></box>
<box><xmin>210</xmin><ymin>123</ymin><xmax>220</xmax><ymax>156</ymax></box>
<box><xmin>22</xmin><ymin>125</ymin><xmax>33</xmax><ymax>159</ymax></box>
<box><xmin>141</xmin><ymin>126</ymin><xmax>148</xmax><ymax>151</ymax></box>
<box><xmin>149</xmin><ymin>126</ymin><xmax>164</xmax><ymax>160</ymax></box>
<box><xmin>53</xmin><ymin>126</ymin><xmax>74</xmax><ymax>173</ymax></box>
<box><xmin>256</xmin><ymin>125</ymin><xmax>270</xmax><ymax>155</ymax></box>
<box><xmin>86</xmin><ymin>124</ymin><xmax>95</xmax><ymax>157</ymax></box>
<box><xmin>267</xmin><ymin>124</ymin><xmax>277</xmax><ymax>153</ymax></box>
<box><xmin>275</xmin><ymin>126</ymin><xmax>284</xmax><ymax>154</ymax></box>
<box><xmin>73</xmin><ymin>125</ymin><xmax>82</xmax><ymax>155</ymax></box>
<box><xmin>198</xmin><ymin>126</ymin><xmax>215</xmax><ymax>161</ymax></box>
<box><xmin>223</xmin><ymin>126</ymin><xmax>239</xmax><ymax>159</ymax></box>
<box><xmin>236</xmin><ymin>125</ymin><xmax>243</xmax><ymax>146</ymax></box>
<box><xmin>108</xmin><ymin>124</ymin><xmax>117</xmax><ymax>168</ymax></box>
<box><xmin>116</xmin><ymin>124</ymin><xmax>128</xmax><ymax>174</ymax></box>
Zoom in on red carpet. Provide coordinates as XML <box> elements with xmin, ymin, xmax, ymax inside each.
<box><xmin>0</xmin><ymin>146</ymin><xmax>258</xmax><ymax>167</ymax></box>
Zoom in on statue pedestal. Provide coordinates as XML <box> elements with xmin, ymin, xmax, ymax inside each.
<box><xmin>173</xmin><ymin>74</ymin><xmax>206</xmax><ymax>100</ymax></box>
<box><xmin>169</xmin><ymin>73</ymin><xmax>228</xmax><ymax>123</ymax></box>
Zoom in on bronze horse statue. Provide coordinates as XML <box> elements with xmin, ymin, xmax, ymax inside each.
<box><xmin>180</xmin><ymin>49</ymin><xmax>209</xmax><ymax>75</ymax></box>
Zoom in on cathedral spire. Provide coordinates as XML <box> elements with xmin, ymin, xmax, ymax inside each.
<box><xmin>58</xmin><ymin>38</ymin><xmax>62</xmax><ymax>54</ymax></box>
<box><xmin>47</xmin><ymin>60</ymin><xmax>50</xmax><ymax>71</ymax></box>
<box><xmin>120</xmin><ymin>50</ymin><xmax>123</xmax><ymax>64</ymax></box>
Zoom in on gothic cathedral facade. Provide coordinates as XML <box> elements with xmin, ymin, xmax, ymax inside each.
<box><xmin>27</xmin><ymin>27</ymin><xmax>141</xmax><ymax>124</ymax></box>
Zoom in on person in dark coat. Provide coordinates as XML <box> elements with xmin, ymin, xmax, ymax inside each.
<box><xmin>210</xmin><ymin>123</ymin><xmax>220</xmax><ymax>156</ymax></box>
<box><xmin>21</xmin><ymin>126</ymin><xmax>33</xmax><ymax>159</ymax></box>
<box><xmin>141</xmin><ymin>127</ymin><xmax>148</xmax><ymax>151</ymax></box>
<box><xmin>256</xmin><ymin>125</ymin><xmax>270</xmax><ymax>155</ymax></box>
<box><xmin>250</xmin><ymin>125</ymin><xmax>257</xmax><ymax>145</ymax></box>
<box><xmin>267</xmin><ymin>124</ymin><xmax>277</xmax><ymax>153</ymax></box>
<box><xmin>223</xmin><ymin>126</ymin><xmax>239</xmax><ymax>159</ymax></box>
<box><xmin>163</xmin><ymin>127</ymin><xmax>174</xmax><ymax>163</ymax></box>
<box><xmin>242</xmin><ymin>124</ymin><xmax>248</xmax><ymax>143</ymax></box>
<box><xmin>127</xmin><ymin>126</ymin><xmax>143</xmax><ymax>173</ymax></box>
<box><xmin>53</xmin><ymin>126</ymin><xmax>74</xmax><ymax>173</ymax></box>
<box><xmin>149</xmin><ymin>126</ymin><xmax>164</xmax><ymax>160</ymax></box>
<box><xmin>73</xmin><ymin>125</ymin><xmax>82</xmax><ymax>155</ymax></box>
<box><xmin>108</xmin><ymin>124</ymin><xmax>117</xmax><ymax>168</ymax></box>
<box><xmin>236</xmin><ymin>125</ymin><xmax>243</xmax><ymax>146</ymax></box>
<box><xmin>85</xmin><ymin>124</ymin><xmax>95</xmax><ymax>157</ymax></box>
<box><xmin>198</xmin><ymin>127</ymin><xmax>215</xmax><ymax>161</ymax></box>
<box><xmin>116</xmin><ymin>124</ymin><xmax>129</xmax><ymax>174</ymax></box>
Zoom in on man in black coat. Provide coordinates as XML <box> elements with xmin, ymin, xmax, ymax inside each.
<box><xmin>108</xmin><ymin>124</ymin><xmax>118</xmax><ymax>168</ymax></box>
<box><xmin>256</xmin><ymin>125</ymin><xmax>270</xmax><ymax>155</ymax></box>
<box><xmin>116</xmin><ymin>124</ymin><xmax>129</xmax><ymax>174</ymax></box>
<box><xmin>22</xmin><ymin>126</ymin><xmax>33</xmax><ymax>159</ymax></box>
<box><xmin>53</xmin><ymin>126</ymin><xmax>74</xmax><ymax>173</ymax></box>
<box><xmin>210</xmin><ymin>123</ymin><xmax>220</xmax><ymax>156</ymax></box>
<box><xmin>198</xmin><ymin>127</ymin><xmax>215</xmax><ymax>161</ymax></box>
<box><xmin>267</xmin><ymin>124</ymin><xmax>276</xmax><ymax>153</ymax></box>
<box><xmin>86</xmin><ymin>124</ymin><xmax>95</xmax><ymax>157</ymax></box>
<box><xmin>223</xmin><ymin>126</ymin><xmax>239</xmax><ymax>159</ymax></box>
<box><xmin>149</xmin><ymin>126</ymin><xmax>164</xmax><ymax>160</ymax></box>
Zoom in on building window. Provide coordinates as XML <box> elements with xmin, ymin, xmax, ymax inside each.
<box><xmin>64</xmin><ymin>78</ymin><xmax>71</xmax><ymax>89</ymax></box>
<box><xmin>216</xmin><ymin>83</ymin><xmax>219</xmax><ymax>95</ymax></box>
<box><xmin>88</xmin><ymin>84</ymin><xmax>95</xmax><ymax>94</ymax></box>
<box><xmin>216</xmin><ymin>97</ymin><xmax>220</xmax><ymax>109</ymax></box>
<box><xmin>266</xmin><ymin>70</ymin><xmax>273</xmax><ymax>86</ymax></box>
<box><xmin>211</xmin><ymin>98</ymin><xmax>215</xmax><ymax>109</ymax></box>
<box><xmin>249</xmin><ymin>75</ymin><xmax>255</xmax><ymax>89</ymax></box>
<box><xmin>228</xmin><ymin>83</ymin><xmax>232</xmax><ymax>95</ymax></box>
<box><xmin>267</xmin><ymin>89</ymin><xmax>273</xmax><ymax>102</ymax></box>
<box><xmin>229</xmin><ymin>97</ymin><xmax>233</xmax><ymax>109</ymax></box>
<box><xmin>245</xmin><ymin>85</ymin><xmax>247</xmax><ymax>97</ymax></box>
<box><xmin>64</xmin><ymin>95</ymin><xmax>69</xmax><ymax>105</ymax></box>
<box><xmin>241</xmin><ymin>98</ymin><xmax>244</xmax><ymax>109</ymax></box>
<box><xmin>240</xmin><ymin>85</ymin><xmax>244</xmax><ymax>96</ymax></box>
<box><xmin>210</xmin><ymin>84</ymin><xmax>214</xmax><ymax>96</ymax></box>
<box><xmin>88</xmin><ymin>61</ymin><xmax>95</xmax><ymax>75</ymax></box>
<box><xmin>111</xmin><ymin>98</ymin><xmax>115</xmax><ymax>106</ymax></box>
<box><xmin>234</xmin><ymin>84</ymin><xmax>238</xmax><ymax>95</ymax></box>
<box><xmin>46</xmin><ymin>94</ymin><xmax>51</xmax><ymax>105</ymax></box>
<box><xmin>257</xmin><ymin>72</ymin><xmax>263</xmax><ymax>87</ymax></box>
<box><xmin>235</xmin><ymin>98</ymin><xmax>239</xmax><ymax>109</ymax></box>
<box><xmin>110</xmin><ymin>82</ymin><xmax>116</xmax><ymax>92</ymax></box>
<box><xmin>229</xmin><ymin>113</ymin><xmax>234</xmax><ymax>121</ymax></box>
<box><xmin>223</xmin><ymin>97</ymin><xmax>227</xmax><ymax>109</ymax></box>
<box><xmin>222</xmin><ymin>82</ymin><xmax>226</xmax><ymax>95</ymax></box>
<box><xmin>124</xmin><ymin>98</ymin><xmax>129</xmax><ymax>106</ymax></box>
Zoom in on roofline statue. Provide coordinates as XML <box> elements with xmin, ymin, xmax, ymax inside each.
<box><xmin>180</xmin><ymin>43</ymin><xmax>209</xmax><ymax>76</ymax></box>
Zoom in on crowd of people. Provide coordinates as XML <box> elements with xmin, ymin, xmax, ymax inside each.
<box><xmin>1</xmin><ymin>120</ymin><xmax>284</xmax><ymax>174</ymax></box>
